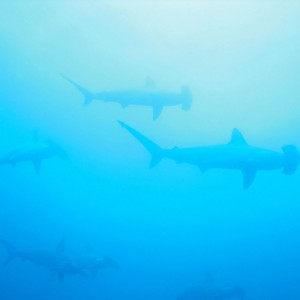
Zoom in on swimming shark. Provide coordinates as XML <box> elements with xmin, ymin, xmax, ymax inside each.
<box><xmin>74</xmin><ymin>245</ymin><xmax>119</xmax><ymax>278</ymax></box>
<box><xmin>177</xmin><ymin>272</ymin><xmax>245</xmax><ymax>300</ymax></box>
<box><xmin>61</xmin><ymin>74</ymin><xmax>192</xmax><ymax>120</ymax></box>
<box><xmin>0</xmin><ymin>238</ymin><xmax>86</xmax><ymax>281</ymax></box>
<box><xmin>0</xmin><ymin>138</ymin><xmax>67</xmax><ymax>173</ymax></box>
<box><xmin>177</xmin><ymin>283</ymin><xmax>245</xmax><ymax>300</ymax></box>
<box><xmin>118</xmin><ymin>121</ymin><xmax>300</xmax><ymax>189</ymax></box>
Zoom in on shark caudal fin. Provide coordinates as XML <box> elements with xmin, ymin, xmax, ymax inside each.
<box><xmin>0</xmin><ymin>240</ymin><xmax>17</xmax><ymax>266</ymax></box>
<box><xmin>118</xmin><ymin>121</ymin><xmax>164</xmax><ymax>168</ymax></box>
<box><xmin>61</xmin><ymin>74</ymin><xmax>95</xmax><ymax>106</ymax></box>
<box><xmin>181</xmin><ymin>86</ymin><xmax>192</xmax><ymax>110</ymax></box>
<box><xmin>282</xmin><ymin>145</ymin><xmax>300</xmax><ymax>174</ymax></box>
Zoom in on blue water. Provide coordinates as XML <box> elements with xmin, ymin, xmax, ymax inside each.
<box><xmin>1</xmin><ymin>1</ymin><xmax>300</xmax><ymax>299</ymax></box>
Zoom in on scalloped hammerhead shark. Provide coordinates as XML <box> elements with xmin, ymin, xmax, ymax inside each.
<box><xmin>177</xmin><ymin>273</ymin><xmax>245</xmax><ymax>300</ymax></box>
<box><xmin>0</xmin><ymin>238</ymin><xmax>86</xmax><ymax>281</ymax></box>
<box><xmin>0</xmin><ymin>136</ymin><xmax>67</xmax><ymax>173</ymax></box>
<box><xmin>61</xmin><ymin>74</ymin><xmax>192</xmax><ymax>120</ymax></box>
<box><xmin>118</xmin><ymin>121</ymin><xmax>299</xmax><ymax>189</ymax></box>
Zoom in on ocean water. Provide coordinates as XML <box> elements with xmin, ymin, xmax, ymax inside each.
<box><xmin>1</xmin><ymin>1</ymin><xmax>300</xmax><ymax>299</ymax></box>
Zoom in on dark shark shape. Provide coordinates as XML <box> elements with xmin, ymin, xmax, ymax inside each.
<box><xmin>0</xmin><ymin>238</ymin><xmax>86</xmax><ymax>281</ymax></box>
<box><xmin>61</xmin><ymin>74</ymin><xmax>192</xmax><ymax>120</ymax></box>
<box><xmin>178</xmin><ymin>284</ymin><xmax>245</xmax><ymax>300</ymax></box>
<box><xmin>75</xmin><ymin>245</ymin><xmax>119</xmax><ymax>278</ymax></box>
<box><xmin>118</xmin><ymin>121</ymin><xmax>300</xmax><ymax>189</ymax></box>
<box><xmin>177</xmin><ymin>273</ymin><xmax>245</xmax><ymax>300</ymax></box>
<box><xmin>0</xmin><ymin>138</ymin><xmax>67</xmax><ymax>173</ymax></box>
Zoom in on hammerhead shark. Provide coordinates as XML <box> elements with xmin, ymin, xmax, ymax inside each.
<box><xmin>74</xmin><ymin>245</ymin><xmax>119</xmax><ymax>278</ymax></box>
<box><xmin>118</xmin><ymin>121</ymin><xmax>300</xmax><ymax>189</ymax></box>
<box><xmin>61</xmin><ymin>74</ymin><xmax>192</xmax><ymax>120</ymax></box>
<box><xmin>0</xmin><ymin>238</ymin><xmax>86</xmax><ymax>281</ymax></box>
<box><xmin>0</xmin><ymin>138</ymin><xmax>67</xmax><ymax>173</ymax></box>
<box><xmin>177</xmin><ymin>275</ymin><xmax>245</xmax><ymax>300</ymax></box>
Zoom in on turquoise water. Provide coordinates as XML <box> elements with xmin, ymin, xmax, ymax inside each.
<box><xmin>1</xmin><ymin>1</ymin><xmax>300</xmax><ymax>299</ymax></box>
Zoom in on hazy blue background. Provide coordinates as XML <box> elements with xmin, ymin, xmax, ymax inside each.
<box><xmin>1</xmin><ymin>1</ymin><xmax>300</xmax><ymax>299</ymax></box>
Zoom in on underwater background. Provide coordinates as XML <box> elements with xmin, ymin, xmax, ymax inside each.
<box><xmin>1</xmin><ymin>1</ymin><xmax>300</xmax><ymax>299</ymax></box>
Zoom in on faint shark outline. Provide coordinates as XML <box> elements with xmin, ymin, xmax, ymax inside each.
<box><xmin>61</xmin><ymin>74</ymin><xmax>192</xmax><ymax>120</ymax></box>
<box><xmin>118</xmin><ymin>121</ymin><xmax>299</xmax><ymax>189</ymax></box>
<box><xmin>0</xmin><ymin>238</ymin><xmax>86</xmax><ymax>282</ymax></box>
<box><xmin>0</xmin><ymin>136</ymin><xmax>67</xmax><ymax>173</ymax></box>
<box><xmin>74</xmin><ymin>244</ymin><xmax>119</xmax><ymax>278</ymax></box>
<box><xmin>177</xmin><ymin>273</ymin><xmax>245</xmax><ymax>300</ymax></box>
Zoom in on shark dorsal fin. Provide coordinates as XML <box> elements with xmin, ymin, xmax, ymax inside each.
<box><xmin>229</xmin><ymin>128</ymin><xmax>248</xmax><ymax>145</ymax></box>
<box><xmin>56</xmin><ymin>237</ymin><xmax>66</xmax><ymax>253</ymax></box>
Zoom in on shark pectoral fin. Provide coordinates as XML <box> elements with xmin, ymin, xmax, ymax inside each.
<box><xmin>150</xmin><ymin>155</ymin><xmax>162</xmax><ymax>168</ymax></box>
<box><xmin>91</xmin><ymin>268</ymin><xmax>98</xmax><ymax>279</ymax></box>
<box><xmin>241</xmin><ymin>168</ymin><xmax>257</xmax><ymax>189</ymax></box>
<box><xmin>152</xmin><ymin>105</ymin><xmax>163</xmax><ymax>120</ymax></box>
<box><xmin>32</xmin><ymin>159</ymin><xmax>42</xmax><ymax>174</ymax></box>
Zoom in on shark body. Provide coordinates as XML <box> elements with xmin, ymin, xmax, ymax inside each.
<box><xmin>177</xmin><ymin>284</ymin><xmax>245</xmax><ymax>300</ymax></box>
<box><xmin>0</xmin><ymin>139</ymin><xmax>67</xmax><ymax>173</ymax></box>
<box><xmin>0</xmin><ymin>238</ymin><xmax>86</xmax><ymax>281</ymax></box>
<box><xmin>75</xmin><ymin>246</ymin><xmax>119</xmax><ymax>278</ymax></box>
<box><xmin>61</xmin><ymin>74</ymin><xmax>192</xmax><ymax>120</ymax></box>
<box><xmin>118</xmin><ymin>121</ymin><xmax>300</xmax><ymax>189</ymax></box>
<box><xmin>177</xmin><ymin>273</ymin><xmax>245</xmax><ymax>300</ymax></box>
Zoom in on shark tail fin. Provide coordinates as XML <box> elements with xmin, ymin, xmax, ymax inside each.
<box><xmin>118</xmin><ymin>121</ymin><xmax>164</xmax><ymax>168</ymax></box>
<box><xmin>282</xmin><ymin>145</ymin><xmax>300</xmax><ymax>174</ymax></box>
<box><xmin>0</xmin><ymin>240</ymin><xmax>17</xmax><ymax>265</ymax></box>
<box><xmin>181</xmin><ymin>86</ymin><xmax>192</xmax><ymax>110</ymax></box>
<box><xmin>61</xmin><ymin>73</ymin><xmax>95</xmax><ymax>106</ymax></box>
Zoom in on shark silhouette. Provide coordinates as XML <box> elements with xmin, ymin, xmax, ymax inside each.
<box><xmin>0</xmin><ymin>238</ymin><xmax>86</xmax><ymax>281</ymax></box>
<box><xmin>118</xmin><ymin>121</ymin><xmax>300</xmax><ymax>189</ymax></box>
<box><xmin>61</xmin><ymin>74</ymin><xmax>192</xmax><ymax>120</ymax></box>
<box><xmin>0</xmin><ymin>138</ymin><xmax>67</xmax><ymax>173</ymax></box>
<box><xmin>177</xmin><ymin>276</ymin><xmax>245</xmax><ymax>300</ymax></box>
<box><xmin>74</xmin><ymin>245</ymin><xmax>119</xmax><ymax>278</ymax></box>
